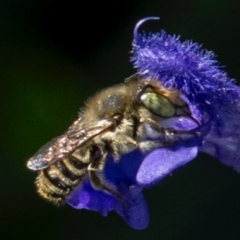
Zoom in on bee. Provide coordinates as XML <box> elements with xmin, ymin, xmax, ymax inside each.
<box><xmin>27</xmin><ymin>76</ymin><xmax>200</xmax><ymax>205</ymax></box>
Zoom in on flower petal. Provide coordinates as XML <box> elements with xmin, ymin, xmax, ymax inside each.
<box><xmin>67</xmin><ymin>180</ymin><xmax>116</xmax><ymax>216</ymax></box>
<box><xmin>136</xmin><ymin>116</ymin><xmax>200</xmax><ymax>186</ymax></box>
<box><xmin>200</xmin><ymin>85</ymin><xmax>240</xmax><ymax>172</ymax></box>
<box><xmin>115</xmin><ymin>186</ymin><xmax>149</xmax><ymax>230</ymax></box>
<box><xmin>137</xmin><ymin>146</ymin><xmax>198</xmax><ymax>186</ymax></box>
<box><xmin>66</xmin><ymin>179</ymin><xmax>149</xmax><ymax>229</ymax></box>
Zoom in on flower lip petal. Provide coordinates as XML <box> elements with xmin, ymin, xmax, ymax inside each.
<box><xmin>136</xmin><ymin>146</ymin><xmax>198</xmax><ymax>186</ymax></box>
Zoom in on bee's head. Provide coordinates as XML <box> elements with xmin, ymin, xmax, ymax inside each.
<box><xmin>83</xmin><ymin>83</ymin><xmax>134</xmax><ymax>123</ymax></box>
<box><xmin>83</xmin><ymin>78</ymin><xmax>190</xmax><ymax>126</ymax></box>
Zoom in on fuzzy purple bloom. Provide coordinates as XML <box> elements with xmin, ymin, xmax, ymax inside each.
<box><xmin>67</xmin><ymin>17</ymin><xmax>240</xmax><ymax>229</ymax></box>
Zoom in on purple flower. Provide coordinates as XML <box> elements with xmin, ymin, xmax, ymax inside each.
<box><xmin>67</xmin><ymin>17</ymin><xmax>240</xmax><ymax>229</ymax></box>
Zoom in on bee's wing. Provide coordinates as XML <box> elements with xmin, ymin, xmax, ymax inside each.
<box><xmin>27</xmin><ymin>118</ymin><xmax>113</xmax><ymax>171</ymax></box>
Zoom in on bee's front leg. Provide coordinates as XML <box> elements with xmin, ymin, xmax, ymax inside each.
<box><xmin>139</xmin><ymin>117</ymin><xmax>201</xmax><ymax>150</ymax></box>
<box><xmin>138</xmin><ymin>141</ymin><xmax>174</xmax><ymax>152</ymax></box>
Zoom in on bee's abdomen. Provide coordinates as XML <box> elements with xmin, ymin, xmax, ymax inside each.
<box><xmin>36</xmin><ymin>155</ymin><xmax>88</xmax><ymax>205</ymax></box>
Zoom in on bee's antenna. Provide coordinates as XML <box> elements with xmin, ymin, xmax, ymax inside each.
<box><xmin>133</xmin><ymin>17</ymin><xmax>160</xmax><ymax>41</ymax></box>
<box><xmin>124</xmin><ymin>73</ymin><xmax>139</xmax><ymax>83</ymax></box>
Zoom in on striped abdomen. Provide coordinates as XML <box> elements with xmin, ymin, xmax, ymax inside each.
<box><xmin>36</xmin><ymin>155</ymin><xmax>88</xmax><ymax>205</ymax></box>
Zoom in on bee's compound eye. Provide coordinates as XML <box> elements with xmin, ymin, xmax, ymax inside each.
<box><xmin>140</xmin><ymin>92</ymin><xmax>176</xmax><ymax>117</ymax></box>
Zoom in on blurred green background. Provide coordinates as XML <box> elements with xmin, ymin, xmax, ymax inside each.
<box><xmin>1</xmin><ymin>0</ymin><xmax>240</xmax><ymax>239</ymax></box>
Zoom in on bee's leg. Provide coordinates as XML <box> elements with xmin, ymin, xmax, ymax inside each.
<box><xmin>140</xmin><ymin>117</ymin><xmax>201</xmax><ymax>138</ymax></box>
<box><xmin>110</xmin><ymin>136</ymin><xmax>138</xmax><ymax>148</ymax></box>
<box><xmin>109</xmin><ymin>136</ymin><xmax>138</xmax><ymax>160</ymax></box>
<box><xmin>138</xmin><ymin>140</ymin><xmax>174</xmax><ymax>152</ymax></box>
<box><xmin>87</xmin><ymin>155</ymin><xmax>127</xmax><ymax>207</ymax></box>
<box><xmin>140</xmin><ymin>117</ymin><xmax>172</xmax><ymax>133</ymax></box>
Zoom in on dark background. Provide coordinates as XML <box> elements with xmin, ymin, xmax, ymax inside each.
<box><xmin>1</xmin><ymin>0</ymin><xmax>240</xmax><ymax>239</ymax></box>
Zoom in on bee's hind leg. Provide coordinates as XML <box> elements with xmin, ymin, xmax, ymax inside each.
<box><xmin>87</xmin><ymin>155</ymin><xmax>127</xmax><ymax>208</ymax></box>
